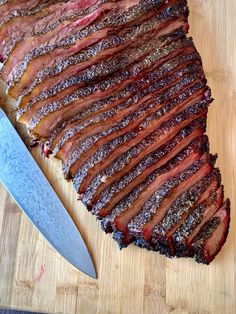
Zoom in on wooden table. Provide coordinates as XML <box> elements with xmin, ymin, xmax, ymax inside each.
<box><xmin>0</xmin><ymin>1</ymin><xmax>235</xmax><ymax>313</ymax></box>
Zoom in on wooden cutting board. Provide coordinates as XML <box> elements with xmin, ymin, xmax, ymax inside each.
<box><xmin>0</xmin><ymin>1</ymin><xmax>235</xmax><ymax>313</ymax></box>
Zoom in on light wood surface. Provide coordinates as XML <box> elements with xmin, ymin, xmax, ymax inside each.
<box><xmin>0</xmin><ymin>1</ymin><xmax>235</xmax><ymax>313</ymax></box>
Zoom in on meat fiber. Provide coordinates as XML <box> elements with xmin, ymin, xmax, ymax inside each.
<box><xmin>0</xmin><ymin>0</ymin><xmax>230</xmax><ymax>265</ymax></box>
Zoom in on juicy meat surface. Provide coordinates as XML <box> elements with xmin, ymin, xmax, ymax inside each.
<box><xmin>0</xmin><ymin>0</ymin><xmax>230</xmax><ymax>265</ymax></box>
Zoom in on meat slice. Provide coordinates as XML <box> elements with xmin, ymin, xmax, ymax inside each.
<box><xmin>9</xmin><ymin>0</ymin><xmax>189</xmax><ymax>102</ymax></box>
<box><xmin>81</xmin><ymin>101</ymin><xmax>208</xmax><ymax>210</ymax></box>
<box><xmin>53</xmin><ymin>62</ymin><xmax>203</xmax><ymax>163</ymax></box>
<box><xmin>191</xmin><ymin>200</ymin><xmax>230</xmax><ymax>264</ymax></box>
<box><xmin>0</xmin><ymin>0</ymin><xmax>75</xmax><ymax>61</ymax></box>
<box><xmin>20</xmin><ymin>29</ymin><xmax>187</xmax><ymax>117</ymax></box>
<box><xmin>100</xmin><ymin>131</ymin><xmax>208</xmax><ymax>246</ymax></box>
<box><xmin>168</xmin><ymin>185</ymin><xmax>223</xmax><ymax>256</ymax></box>
<box><xmin>133</xmin><ymin>169</ymin><xmax>223</xmax><ymax>253</ymax></box>
<box><xmin>9</xmin><ymin>17</ymin><xmax>188</xmax><ymax>100</ymax></box>
<box><xmin>17</xmin><ymin>29</ymin><xmax>188</xmax><ymax>120</ymax></box>
<box><xmin>157</xmin><ymin>176</ymin><xmax>222</xmax><ymax>234</ymax></box>
<box><xmin>1</xmin><ymin>0</ymin><xmax>110</xmax><ymax>84</ymax></box>
<box><xmin>148</xmin><ymin>169</ymin><xmax>221</xmax><ymax>255</ymax></box>
<box><xmin>25</xmin><ymin>35</ymin><xmax>195</xmax><ymax>139</ymax></box>
<box><xmin>4</xmin><ymin>0</ymin><xmax>168</xmax><ymax>97</ymax></box>
<box><xmin>64</xmin><ymin>79</ymin><xmax>209</xmax><ymax>185</ymax></box>
<box><xmin>91</xmin><ymin>119</ymin><xmax>207</xmax><ymax>217</ymax></box>
<box><xmin>61</xmin><ymin>65</ymin><xmax>204</xmax><ymax>193</ymax></box>
<box><xmin>101</xmin><ymin>134</ymin><xmax>207</xmax><ymax>233</ymax></box>
<box><xmin>147</xmin><ymin>176</ymin><xmax>221</xmax><ymax>254</ymax></box>
<box><xmin>3</xmin><ymin>1</ymin><xmax>115</xmax><ymax>87</ymax></box>
<box><xmin>48</xmin><ymin>50</ymin><xmax>201</xmax><ymax>157</ymax></box>
<box><xmin>132</xmin><ymin>153</ymin><xmax>215</xmax><ymax>244</ymax></box>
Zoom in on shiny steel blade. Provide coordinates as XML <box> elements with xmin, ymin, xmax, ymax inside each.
<box><xmin>0</xmin><ymin>109</ymin><xmax>96</xmax><ymax>279</ymax></box>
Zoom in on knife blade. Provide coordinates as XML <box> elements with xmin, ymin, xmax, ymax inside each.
<box><xmin>0</xmin><ymin>109</ymin><xmax>96</xmax><ymax>279</ymax></box>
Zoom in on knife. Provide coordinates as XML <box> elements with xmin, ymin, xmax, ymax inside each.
<box><xmin>0</xmin><ymin>109</ymin><xmax>96</xmax><ymax>279</ymax></box>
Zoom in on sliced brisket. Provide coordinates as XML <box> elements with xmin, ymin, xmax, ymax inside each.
<box><xmin>0</xmin><ymin>0</ymin><xmax>230</xmax><ymax>264</ymax></box>
<box><xmin>101</xmin><ymin>133</ymin><xmax>209</xmax><ymax>238</ymax></box>
<box><xmin>17</xmin><ymin>29</ymin><xmax>187</xmax><ymax>121</ymax></box>
<box><xmin>48</xmin><ymin>50</ymin><xmax>201</xmax><ymax>157</ymax></box>
<box><xmin>10</xmin><ymin>1</ymin><xmax>189</xmax><ymax>103</ymax></box>
<box><xmin>191</xmin><ymin>200</ymin><xmax>230</xmax><ymax>264</ymax></box>
<box><xmin>0</xmin><ymin>0</ymin><xmax>72</xmax><ymax>61</ymax></box>
<box><xmin>63</xmin><ymin>78</ymin><xmax>209</xmax><ymax>183</ymax></box>
<box><xmin>3</xmin><ymin>0</ymin><xmax>168</xmax><ymax>94</ymax></box>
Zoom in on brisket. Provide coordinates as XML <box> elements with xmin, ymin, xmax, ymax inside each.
<box><xmin>25</xmin><ymin>35</ymin><xmax>194</xmax><ymax>139</ymax></box>
<box><xmin>3</xmin><ymin>0</ymin><xmax>167</xmax><ymax>94</ymax></box>
<box><xmin>169</xmin><ymin>185</ymin><xmax>223</xmax><ymax>256</ymax></box>
<box><xmin>7</xmin><ymin>0</ymin><xmax>189</xmax><ymax>97</ymax></box>
<box><xmin>81</xmin><ymin>101</ymin><xmax>208</xmax><ymax>209</ymax></box>
<box><xmin>0</xmin><ymin>0</ymin><xmax>72</xmax><ymax>61</ymax></box>
<box><xmin>49</xmin><ymin>50</ymin><xmax>201</xmax><ymax>158</ymax></box>
<box><xmin>53</xmin><ymin>62</ymin><xmax>204</xmax><ymax>162</ymax></box>
<box><xmin>1</xmin><ymin>0</ymin><xmax>111</xmax><ymax>83</ymax></box>
<box><xmin>3</xmin><ymin>1</ymin><xmax>116</xmax><ymax>85</ymax></box>
<box><xmin>0</xmin><ymin>0</ymin><xmax>230</xmax><ymax>265</ymax></box>
<box><xmin>191</xmin><ymin>200</ymin><xmax>230</xmax><ymax>264</ymax></box>
<box><xmin>101</xmin><ymin>133</ymin><xmax>209</xmax><ymax>234</ymax></box>
<box><xmin>17</xmin><ymin>29</ymin><xmax>187</xmax><ymax>120</ymax></box>
<box><xmin>65</xmin><ymin>66</ymin><xmax>204</xmax><ymax>193</ymax></box>
<box><xmin>62</xmin><ymin>79</ymin><xmax>209</xmax><ymax>182</ymax></box>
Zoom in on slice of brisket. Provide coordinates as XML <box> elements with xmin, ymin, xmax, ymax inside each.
<box><xmin>7</xmin><ymin>0</ymin><xmax>188</xmax><ymax>97</ymax></box>
<box><xmin>0</xmin><ymin>0</ymin><xmax>73</xmax><ymax>61</ymax></box>
<box><xmin>0</xmin><ymin>0</ymin><xmax>230</xmax><ymax>265</ymax></box>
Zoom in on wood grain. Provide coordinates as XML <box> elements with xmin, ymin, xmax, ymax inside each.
<box><xmin>0</xmin><ymin>1</ymin><xmax>235</xmax><ymax>313</ymax></box>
